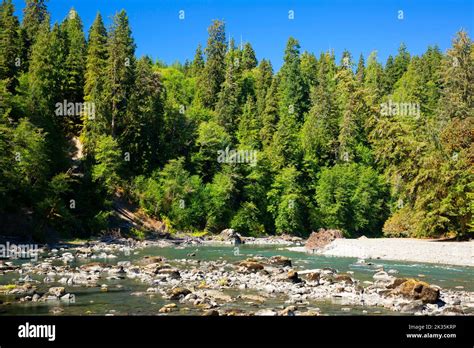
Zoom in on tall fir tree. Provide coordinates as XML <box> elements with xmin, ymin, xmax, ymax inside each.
<box><xmin>21</xmin><ymin>0</ymin><xmax>48</xmax><ymax>66</ymax></box>
<box><xmin>356</xmin><ymin>53</ymin><xmax>365</xmax><ymax>84</ymax></box>
<box><xmin>105</xmin><ymin>10</ymin><xmax>136</xmax><ymax>137</ymax></box>
<box><xmin>271</xmin><ymin>37</ymin><xmax>307</xmax><ymax>168</ymax></box>
<box><xmin>82</xmin><ymin>12</ymin><xmax>108</xmax><ymax>152</ymax></box>
<box><xmin>0</xmin><ymin>0</ymin><xmax>21</xmax><ymax>92</ymax></box>
<box><xmin>237</xmin><ymin>95</ymin><xmax>259</xmax><ymax>149</ymax></box>
<box><xmin>197</xmin><ymin>20</ymin><xmax>226</xmax><ymax>109</ymax></box>
<box><xmin>215</xmin><ymin>55</ymin><xmax>240</xmax><ymax>137</ymax></box>
<box><xmin>191</xmin><ymin>44</ymin><xmax>204</xmax><ymax>77</ymax></box>
<box><xmin>241</xmin><ymin>42</ymin><xmax>257</xmax><ymax>70</ymax></box>
<box><xmin>255</xmin><ymin>59</ymin><xmax>273</xmax><ymax>117</ymax></box>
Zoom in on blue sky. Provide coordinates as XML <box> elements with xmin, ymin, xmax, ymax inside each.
<box><xmin>12</xmin><ymin>0</ymin><xmax>474</xmax><ymax>70</ymax></box>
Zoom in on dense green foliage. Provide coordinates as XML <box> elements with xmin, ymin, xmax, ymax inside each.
<box><xmin>0</xmin><ymin>1</ymin><xmax>472</xmax><ymax>240</ymax></box>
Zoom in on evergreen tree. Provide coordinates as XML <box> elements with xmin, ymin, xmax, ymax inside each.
<box><xmin>255</xmin><ymin>59</ymin><xmax>273</xmax><ymax>117</ymax></box>
<box><xmin>237</xmin><ymin>95</ymin><xmax>259</xmax><ymax>149</ymax></box>
<box><xmin>0</xmin><ymin>0</ymin><xmax>21</xmax><ymax>92</ymax></box>
<box><xmin>121</xmin><ymin>56</ymin><xmax>164</xmax><ymax>174</ymax></box>
<box><xmin>355</xmin><ymin>53</ymin><xmax>365</xmax><ymax>84</ymax></box>
<box><xmin>198</xmin><ymin>20</ymin><xmax>226</xmax><ymax>108</ymax></box>
<box><xmin>241</xmin><ymin>42</ymin><xmax>257</xmax><ymax>70</ymax></box>
<box><xmin>191</xmin><ymin>43</ymin><xmax>204</xmax><ymax>77</ymax></box>
<box><xmin>301</xmin><ymin>52</ymin><xmax>339</xmax><ymax>167</ymax></box>
<box><xmin>82</xmin><ymin>12</ymin><xmax>108</xmax><ymax>152</ymax></box>
<box><xmin>63</xmin><ymin>9</ymin><xmax>86</xmax><ymax>103</ymax></box>
<box><xmin>105</xmin><ymin>10</ymin><xmax>136</xmax><ymax>137</ymax></box>
<box><xmin>300</xmin><ymin>51</ymin><xmax>318</xmax><ymax>90</ymax></box>
<box><xmin>267</xmin><ymin>166</ymin><xmax>305</xmax><ymax>235</ymax></box>
<box><xmin>259</xmin><ymin>76</ymin><xmax>279</xmax><ymax>147</ymax></box>
<box><xmin>21</xmin><ymin>0</ymin><xmax>48</xmax><ymax>63</ymax></box>
<box><xmin>271</xmin><ymin>37</ymin><xmax>308</xmax><ymax>168</ymax></box>
<box><xmin>84</xmin><ymin>13</ymin><xmax>108</xmax><ymax>100</ymax></box>
<box><xmin>215</xmin><ymin>55</ymin><xmax>240</xmax><ymax>136</ymax></box>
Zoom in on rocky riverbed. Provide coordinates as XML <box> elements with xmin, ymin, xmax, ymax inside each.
<box><xmin>0</xmin><ymin>237</ymin><xmax>473</xmax><ymax>316</ymax></box>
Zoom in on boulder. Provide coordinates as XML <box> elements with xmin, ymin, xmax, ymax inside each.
<box><xmin>305</xmin><ymin>229</ymin><xmax>344</xmax><ymax>251</ymax></box>
<box><xmin>48</xmin><ymin>287</ymin><xmax>65</xmax><ymax>297</ymax></box>
<box><xmin>159</xmin><ymin>303</ymin><xmax>177</xmax><ymax>313</ymax></box>
<box><xmin>169</xmin><ymin>287</ymin><xmax>191</xmax><ymax>300</ymax></box>
<box><xmin>287</xmin><ymin>270</ymin><xmax>301</xmax><ymax>283</ymax></box>
<box><xmin>219</xmin><ymin>229</ymin><xmax>242</xmax><ymax>245</ymax></box>
<box><xmin>269</xmin><ymin>256</ymin><xmax>292</xmax><ymax>267</ymax></box>
<box><xmin>392</xmin><ymin>279</ymin><xmax>440</xmax><ymax>304</ymax></box>
<box><xmin>279</xmin><ymin>306</ymin><xmax>297</xmax><ymax>316</ymax></box>
<box><xmin>238</xmin><ymin>260</ymin><xmax>264</xmax><ymax>272</ymax></box>
<box><xmin>334</xmin><ymin>274</ymin><xmax>354</xmax><ymax>285</ymax></box>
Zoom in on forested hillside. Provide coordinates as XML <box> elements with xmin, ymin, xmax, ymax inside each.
<box><xmin>0</xmin><ymin>0</ymin><xmax>472</xmax><ymax>240</ymax></box>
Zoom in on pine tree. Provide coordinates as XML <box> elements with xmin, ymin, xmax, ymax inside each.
<box><xmin>278</xmin><ymin>37</ymin><xmax>308</xmax><ymax>122</ymax></box>
<box><xmin>82</xmin><ymin>12</ymin><xmax>108</xmax><ymax>151</ymax></box>
<box><xmin>0</xmin><ymin>0</ymin><xmax>21</xmax><ymax>92</ymax></box>
<box><xmin>237</xmin><ymin>95</ymin><xmax>259</xmax><ymax>148</ymax></box>
<box><xmin>241</xmin><ymin>42</ymin><xmax>257</xmax><ymax>70</ymax></box>
<box><xmin>301</xmin><ymin>52</ymin><xmax>339</xmax><ymax>167</ymax></box>
<box><xmin>364</xmin><ymin>51</ymin><xmax>384</xmax><ymax>107</ymax></box>
<box><xmin>300</xmin><ymin>51</ymin><xmax>318</xmax><ymax>90</ymax></box>
<box><xmin>21</xmin><ymin>0</ymin><xmax>48</xmax><ymax>63</ymax></box>
<box><xmin>271</xmin><ymin>37</ymin><xmax>308</xmax><ymax>168</ymax></box>
<box><xmin>259</xmin><ymin>76</ymin><xmax>279</xmax><ymax>147</ymax></box>
<box><xmin>85</xmin><ymin>13</ymin><xmax>108</xmax><ymax>100</ymax></box>
<box><xmin>28</xmin><ymin>16</ymin><xmax>56</xmax><ymax>121</ymax></box>
<box><xmin>267</xmin><ymin>165</ymin><xmax>305</xmax><ymax>235</ymax></box>
<box><xmin>198</xmin><ymin>20</ymin><xmax>226</xmax><ymax>108</ymax></box>
<box><xmin>63</xmin><ymin>9</ymin><xmax>86</xmax><ymax>104</ymax></box>
<box><xmin>191</xmin><ymin>43</ymin><xmax>204</xmax><ymax>77</ymax></box>
<box><xmin>121</xmin><ymin>56</ymin><xmax>164</xmax><ymax>174</ymax></box>
<box><xmin>105</xmin><ymin>10</ymin><xmax>136</xmax><ymax>137</ymax></box>
<box><xmin>356</xmin><ymin>53</ymin><xmax>365</xmax><ymax>84</ymax></box>
<box><xmin>215</xmin><ymin>56</ymin><xmax>240</xmax><ymax>136</ymax></box>
<box><xmin>255</xmin><ymin>59</ymin><xmax>273</xmax><ymax>117</ymax></box>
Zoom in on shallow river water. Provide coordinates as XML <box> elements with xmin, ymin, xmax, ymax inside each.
<box><xmin>1</xmin><ymin>244</ymin><xmax>473</xmax><ymax>316</ymax></box>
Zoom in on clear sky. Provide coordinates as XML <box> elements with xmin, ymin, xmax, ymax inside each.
<box><xmin>12</xmin><ymin>0</ymin><xmax>474</xmax><ymax>70</ymax></box>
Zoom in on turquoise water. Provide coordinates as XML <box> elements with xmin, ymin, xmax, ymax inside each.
<box><xmin>0</xmin><ymin>244</ymin><xmax>472</xmax><ymax>316</ymax></box>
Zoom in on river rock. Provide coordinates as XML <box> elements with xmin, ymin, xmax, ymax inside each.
<box><xmin>219</xmin><ymin>229</ymin><xmax>242</xmax><ymax>245</ymax></box>
<box><xmin>159</xmin><ymin>303</ymin><xmax>177</xmax><ymax>313</ymax></box>
<box><xmin>238</xmin><ymin>260</ymin><xmax>264</xmax><ymax>272</ymax></box>
<box><xmin>334</xmin><ymin>274</ymin><xmax>354</xmax><ymax>285</ymax></box>
<box><xmin>287</xmin><ymin>270</ymin><xmax>302</xmax><ymax>283</ymax></box>
<box><xmin>269</xmin><ymin>256</ymin><xmax>292</xmax><ymax>267</ymax></box>
<box><xmin>392</xmin><ymin>279</ymin><xmax>440</xmax><ymax>304</ymax></box>
<box><xmin>169</xmin><ymin>287</ymin><xmax>191</xmax><ymax>300</ymax></box>
<box><xmin>48</xmin><ymin>287</ymin><xmax>65</xmax><ymax>297</ymax></box>
<box><xmin>279</xmin><ymin>306</ymin><xmax>297</xmax><ymax>316</ymax></box>
<box><xmin>202</xmin><ymin>309</ymin><xmax>219</xmax><ymax>316</ymax></box>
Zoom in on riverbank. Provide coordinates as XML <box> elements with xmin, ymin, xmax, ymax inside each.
<box><xmin>289</xmin><ymin>238</ymin><xmax>474</xmax><ymax>267</ymax></box>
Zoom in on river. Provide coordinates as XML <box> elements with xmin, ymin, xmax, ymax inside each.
<box><xmin>0</xmin><ymin>244</ymin><xmax>473</xmax><ymax>316</ymax></box>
